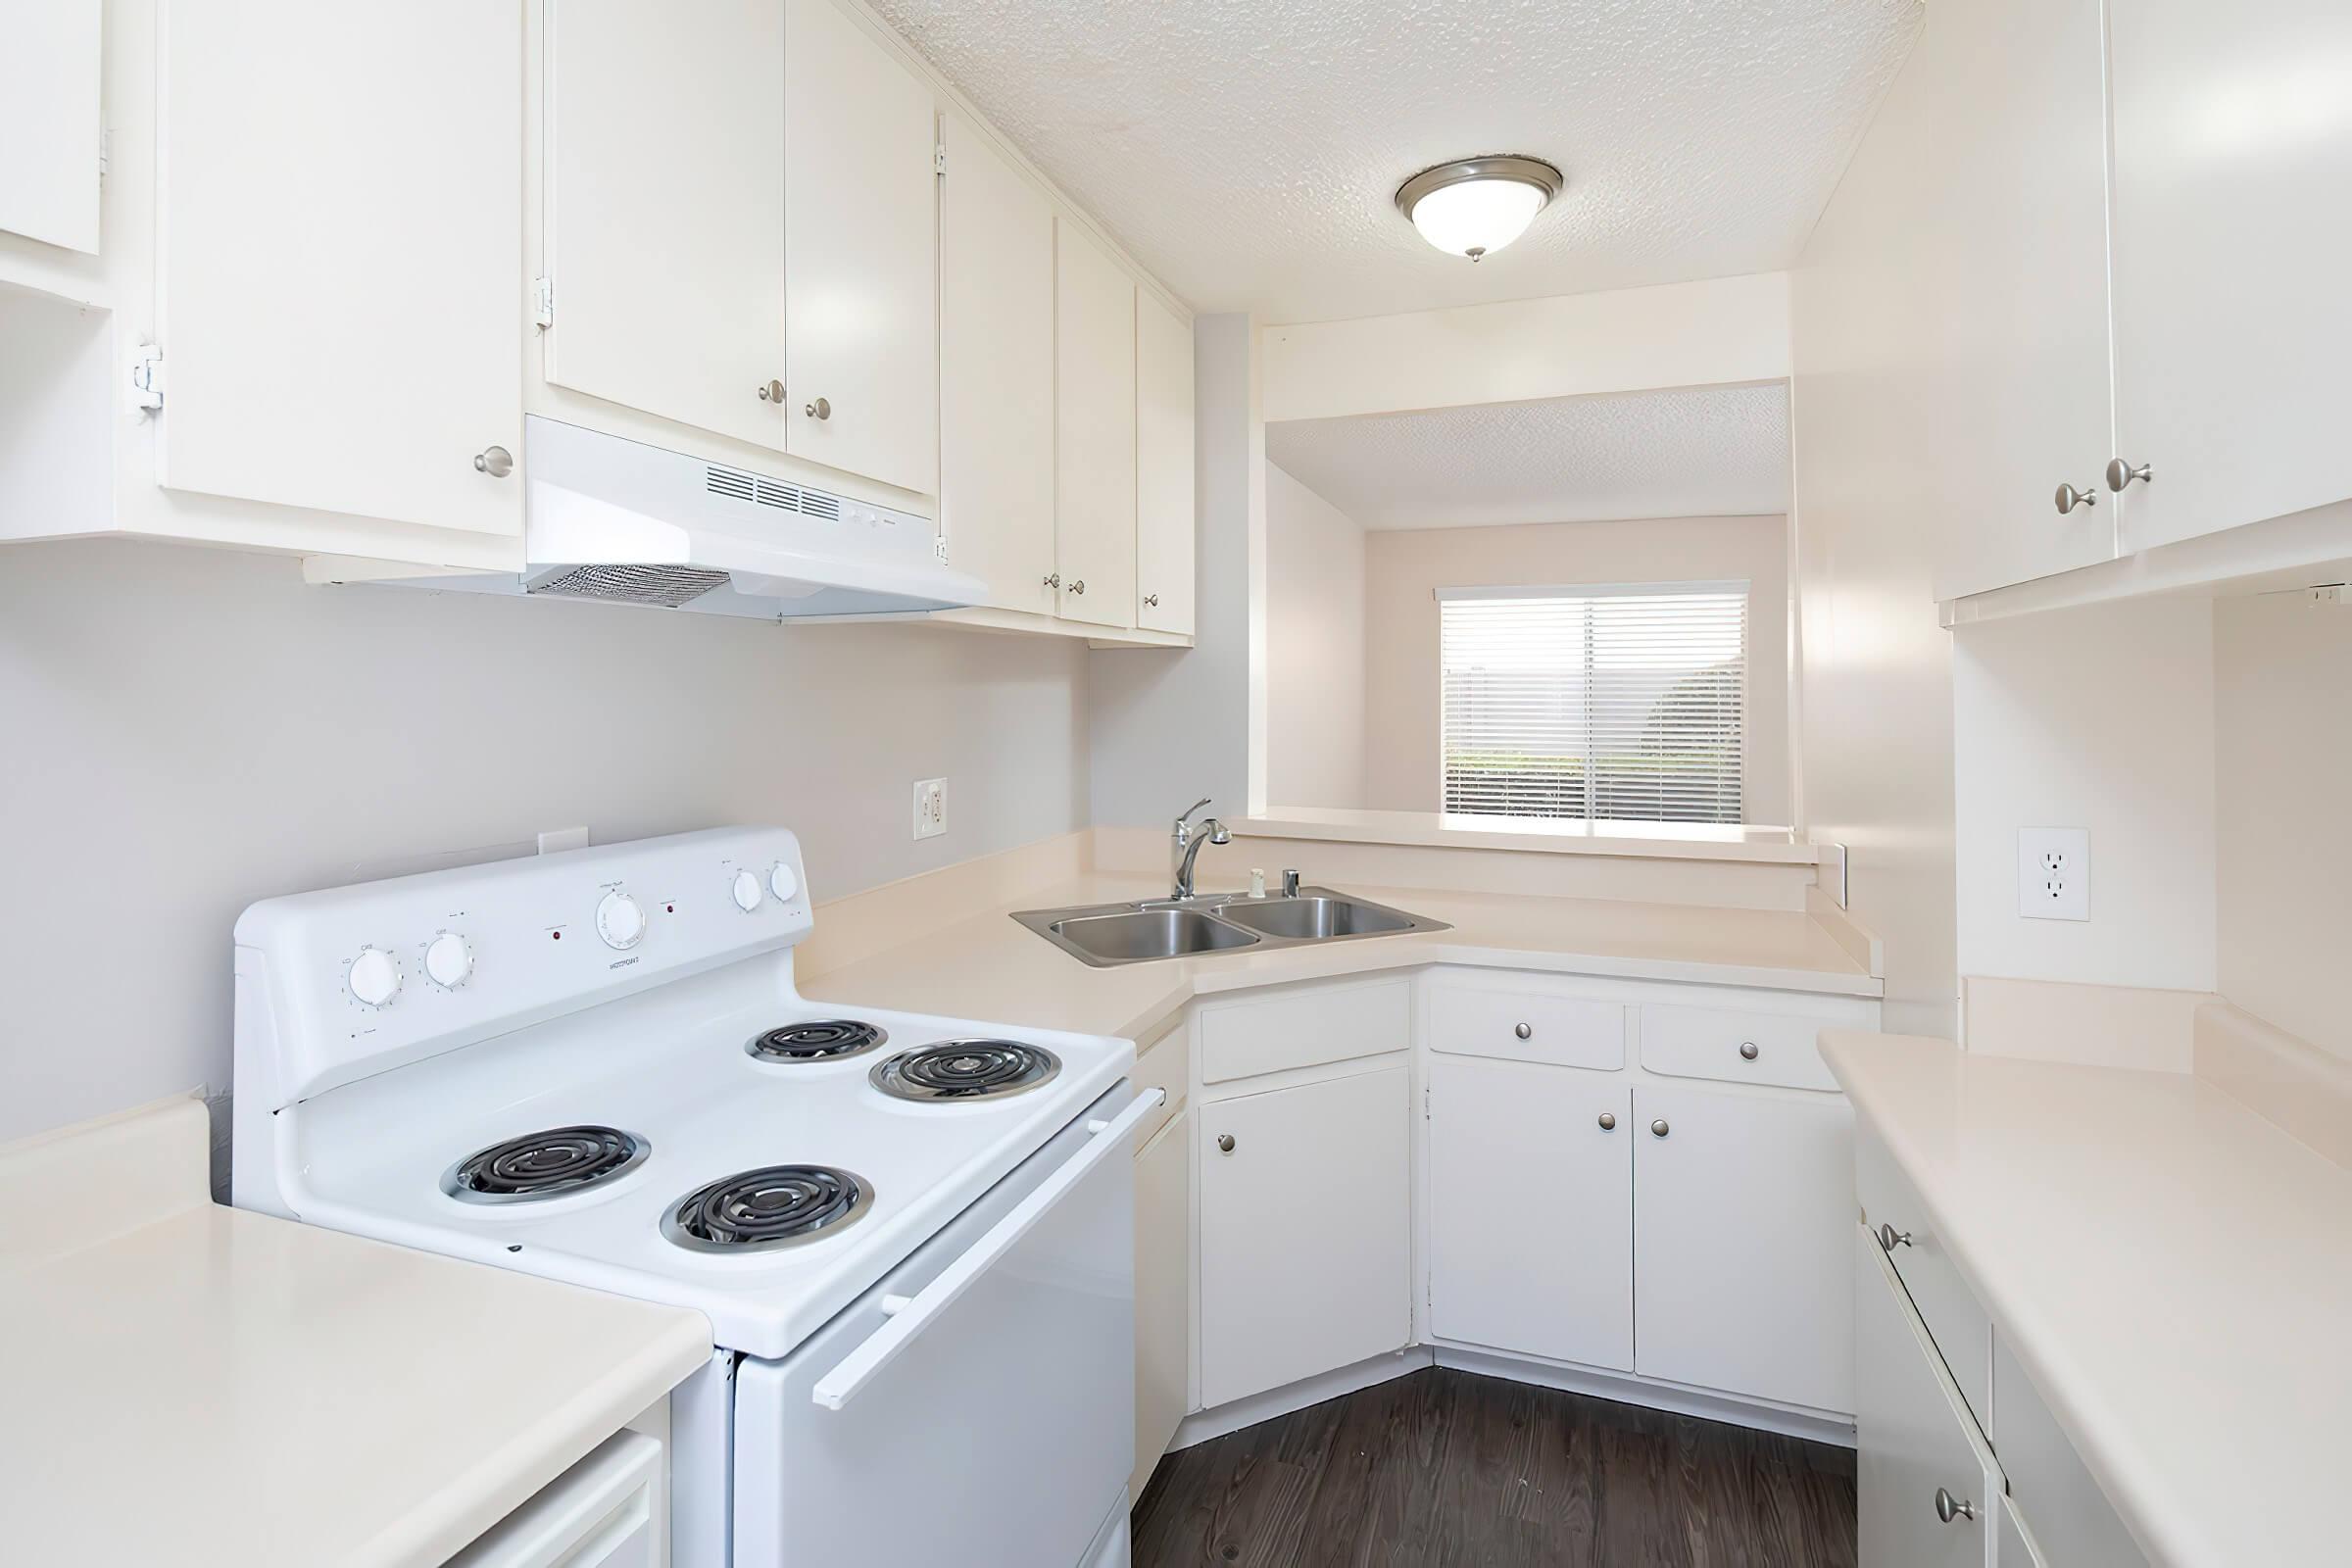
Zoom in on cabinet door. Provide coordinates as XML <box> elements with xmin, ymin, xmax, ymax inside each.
<box><xmin>782</xmin><ymin>0</ymin><xmax>937</xmax><ymax>494</ymax></box>
<box><xmin>544</xmin><ymin>0</ymin><xmax>785</xmax><ymax>451</ymax></box>
<box><xmin>1428</xmin><ymin>1056</ymin><xmax>1632</xmax><ymax>1370</ymax></box>
<box><xmin>1198</xmin><ymin>1065</ymin><xmax>1410</xmax><ymax>1409</ymax></box>
<box><xmin>1054</xmin><ymin>218</ymin><xmax>1137</xmax><ymax>628</ymax></box>
<box><xmin>2108</xmin><ymin>0</ymin><xmax>2352</xmax><ymax>550</ymax></box>
<box><xmin>1855</xmin><ymin>1232</ymin><xmax>2000</xmax><ymax>1568</ymax></box>
<box><xmin>1129</xmin><ymin>1107</ymin><xmax>1190</xmax><ymax>1504</ymax></box>
<box><xmin>1633</xmin><ymin>1083</ymin><xmax>1854</xmax><ymax>1413</ymax></box>
<box><xmin>940</xmin><ymin>111</ymin><xmax>1054</xmax><ymax>613</ymax></box>
<box><xmin>157</xmin><ymin>0</ymin><xmax>521</xmax><ymax>535</ymax></box>
<box><xmin>1922</xmin><ymin>0</ymin><xmax>2118</xmax><ymax>601</ymax></box>
<box><xmin>0</xmin><ymin>0</ymin><xmax>101</xmax><ymax>252</ymax></box>
<box><xmin>1134</xmin><ymin>288</ymin><xmax>1196</xmax><ymax>634</ymax></box>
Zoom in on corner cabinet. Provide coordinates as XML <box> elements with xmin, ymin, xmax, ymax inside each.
<box><xmin>154</xmin><ymin>0</ymin><xmax>523</xmax><ymax>539</ymax></box>
<box><xmin>1134</xmin><ymin>288</ymin><xmax>1197</xmax><ymax>635</ymax></box>
<box><xmin>1053</xmin><ymin>218</ymin><xmax>1139</xmax><ymax>629</ymax></box>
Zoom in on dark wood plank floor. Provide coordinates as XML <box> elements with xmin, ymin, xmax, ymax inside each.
<box><xmin>1131</xmin><ymin>1368</ymin><xmax>1857</xmax><ymax>1568</ymax></box>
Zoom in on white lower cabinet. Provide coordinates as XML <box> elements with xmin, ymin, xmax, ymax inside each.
<box><xmin>1632</xmin><ymin>1082</ymin><xmax>1854</xmax><ymax>1413</ymax></box>
<box><xmin>1129</xmin><ymin>1105</ymin><xmax>1189</xmax><ymax>1503</ymax></box>
<box><xmin>1197</xmin><ymin>1063</ymin><xmax>1411</xmax><ymax>1409</ymax></box>
<box><xmin>1998</xmin><ymin>1499</ymin><xmax>2052</xmax><ymax>1568</ymax></box>
<box><xmin>1427</xmin><ymin>1054</ymin><xmax>1632</xmax><ymax>1370</ymax></box>
<box><xmin>1854</xmin><ymin>1230</ymin><xmax>2000</xmax><ymax>1568</ymax></box>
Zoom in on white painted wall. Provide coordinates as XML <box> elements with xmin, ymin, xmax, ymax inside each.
<box><xmin>1788</xmin><ymin>28</ymin><xmax>1958</xmax><ymax>1039</ymax></box>
<box><xmin>1090</xmin><ymin>313</ymin><xmax>1259</xmax><ymax>826</ymax></box>
<box><xmin>1359</xmin><ymin>515</ymin><xmax>1792</xmax><ymax>825</ymax></box>
<box><xmin>0</xmin><ymin>538</ymin><xmax>1089</xmax><ymax>1142</ymax></box>
<box><xmin>2214</xmin><ymin>592</ymin><xmax>2352</xmax><ymax>1061</ymax></box>
<box><xmin>1261</xmin><ymin>272</ymin><xmax>1790</xmax><ymax>424</ymax></box>
<box><xmin>1263</xmin><ymin>464</ymin><xmax>1366</xmax><ymax>808</ymax></box>
<box><xmin>1950</xmin><ymin>598</ymin><xmax>2216</xmax><ymax>993</ymax></box>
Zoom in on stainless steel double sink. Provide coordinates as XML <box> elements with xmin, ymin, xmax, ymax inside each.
<box><xmin>1011</xmin><ymin>886</ymin><xmax>1448</xmax><ymax>968</ymax></box>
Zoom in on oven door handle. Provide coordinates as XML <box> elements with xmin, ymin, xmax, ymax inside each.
<box><xmin>810</xmin><ymin>1086</ymin><xmax>1164</xmax><ymax>1411</ymax></box>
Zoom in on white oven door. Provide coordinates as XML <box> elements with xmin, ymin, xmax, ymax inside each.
<box><xmin>732</xmin><ymin>1084</ymin><xmax>1152</xmax><ymax>1568</ymax></box>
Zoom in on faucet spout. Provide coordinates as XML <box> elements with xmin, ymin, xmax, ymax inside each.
<box><xmin>1170</xmin><ymin>799</ymin><xmax>1231</xmax><ymax>900</ymax></box>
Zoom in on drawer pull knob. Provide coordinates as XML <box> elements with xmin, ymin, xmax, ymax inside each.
<box><xmin>1649</xmin><ymin>1118</ymin><xmax>1669</xmax><ymax>1138</ymax></box>
<box><xmin>1596</xmin><ymin>1111</ymin><xmax>1616</xmax><ymax>1132</ymax></box>
<box><xmin>1877</xmin><ymin>1222</ymin><xmax>1914</xmax><ymax>1251</ymax></box>
<box><xmin>1216</xmin><ymin>1133</ymin><xmax>1235</xmax><ymax>1153</ymax></box>
<box><xmin>1739</xmin><ymin>1041</ymin><xmax>1759</xmax><ymax>1060</ymax></box>
<box><xmin>1934</xmin><ymin>1487</ymin><xmax>1976</xmax><ymax>1525</ymax></box>
<box><xmin>1514</xmin><ymin>1022</ymin><xmax>1533</xmax><ymax>1040</ymax></box>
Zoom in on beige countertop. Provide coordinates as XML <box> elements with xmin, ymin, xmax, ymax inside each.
<box><xmin>0</xmin><ymin>1100</ymin><xmax>712</xmax><ymax>1568</ymax></box>
<box><xmin>1821</xmin><ymin>1031</ymin><xmax>2352</xmax><ymax>1568</ymax></box>
<box><xmin>802</xmin><ymin>870</ymin><xmax>1879</xmax><ymax>1043</ymax></box>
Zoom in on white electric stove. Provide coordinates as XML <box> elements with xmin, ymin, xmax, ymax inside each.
<box><xmin>230</xmin><ymin>827</ymin><xmax>1146</xmax><ymax>1568</ymax></box>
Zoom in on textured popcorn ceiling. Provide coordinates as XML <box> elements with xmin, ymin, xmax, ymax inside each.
<box><xmin>1264</xmin><ymin>384</ymin><xmax>1789</xmax><ymax>530</ymax></box>
<box><xmin>873</xmin><ymin>0</ymin><xmax>1924</xmax><ymax>321</ymax></box>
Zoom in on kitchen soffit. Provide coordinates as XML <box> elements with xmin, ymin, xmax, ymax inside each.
<box><xmin>870</xmin><ymin>0</ymin><xmax>1925</xmax><ymax>323</ymax></box>
<box><xmin>1266</xmin><ymin>383</ymin><xmax>1790</xmax><ymax>530</ymax></box>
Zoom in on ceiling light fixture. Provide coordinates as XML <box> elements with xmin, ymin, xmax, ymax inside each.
<box><xmin>1395</xmin><ymin>156</ymin><xmax>1565</xmax><ymax>263</ymax></box>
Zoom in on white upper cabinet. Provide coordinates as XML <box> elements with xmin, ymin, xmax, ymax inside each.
<box><xmin>543</xmin><ymin>0</ymin><xmax>787</xmax><ymax>453</ymax></box>
<box><xmin>2106</xmin><ymin>0</ymin><xmax>2352</xmax><ymax>552</ymax></box>
<box><xmin>1134</xmin><ymin>287</ymin><xmax>1197</xmax><ymax>635</ymax></box>
<box><xmin>781</xmin><ymin>0</ymin><xmax>938</xmax><ymax>495</ymax></box>
<box><xmin>1924</xmin><ymin>0</ymin><xmax>2119</xmax><ymax>602</ymax></box>
<box><xmin>940</xmin><ymin>111</ymin><xmax>1055</xmax><ymax>613</ymax></box>
<box><xmin>1427</xmin><ymin>1055</ymin><xmax>1632</xmax><ymax>1372</ymax></box>
<box><xmin>1054</xmin><ymin>218</ymin><xmax>1138</xmax><ymax>628</ymax></box>
<box><xmin>0</xmin><ymin>0</ymin><xmax>102</xmax><ymax>253</ymax></box>
<box><xmin>156</xmin><ymin>0</ymin><xmax>522</xmax><ymax>537</ymax></box>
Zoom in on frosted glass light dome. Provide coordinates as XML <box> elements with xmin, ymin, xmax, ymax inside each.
<box><xmin>1396</xmin><ymin>156</ymin><xmax>1565</xmax><ymax>262</ymax></box>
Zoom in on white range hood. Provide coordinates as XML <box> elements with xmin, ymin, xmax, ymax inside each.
<box><xmin>377</xmin><ymin>416</ymin><xmax>986</xmax><ymax>618</ymax></box>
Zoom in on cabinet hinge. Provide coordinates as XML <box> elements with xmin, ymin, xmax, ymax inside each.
<box><xmin>128</xmin><ymin>343</ymin><xmax>164</xmax><ymax>414</ymax></box>
<box><xmin>1423</xmin><ymin>1085</ymin><xmax>1431</xmax><ymax>1120</ymax></box>
<box><xmin>532</xmin><ymin>276</ymin><xmax>555</xmax><ymax>330</ymax></box>
<box><xmin>933</xmin><ymin>143</ymin><xmax>948</xmax><ymax>175</ymax></box>
<box><xmin>933</xmin><ymin>535</ymin><xmax>951</xmax><ymax>564</ymax></box>
<box><xmin>98</xmin><ymin>127</ymin><xmax>110</xmax><ymax>180</ymax></box>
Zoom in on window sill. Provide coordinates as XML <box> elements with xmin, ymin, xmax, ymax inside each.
<box><xmin>1232</xmin><ymin>807</ymin><xmax>1823</xmax><ymax>865</ymax></box>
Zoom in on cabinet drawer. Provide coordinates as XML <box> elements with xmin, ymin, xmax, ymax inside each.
<box><xmin>1130</xmin><ymin>1024</ymin><xmax>1188</xmax><ymax>1145</ymax></box>
<box><xmin>1640</xmin><ymin>1003</ymin><xmax>1839</xmax><ymax>1092</ymax></box>
<box><xmin>1199</xmin><ymin>977</ymin><xmax>1409</xmax><ymax>1085</ymax></box>
<box><xmin>1857</xmin><ymin>1122</ymin><xmax>1991</xmax><ymax>1433</ymax></box>
<box><xmin>1992</xmin><ymin>1335</ymin><xmax>2146</xmax><ymax>1567</ymax></box>
<box><xmin>1427</xmin><ymin>978</ymin><xmax>1625</xmax><ymax>1070</ymax></box>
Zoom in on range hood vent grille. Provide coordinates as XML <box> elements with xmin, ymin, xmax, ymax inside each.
<box><xmin>527</xmin><ymin>564</ymin><xmax>731</xmax><ymax>609</ymax></box>
<box><xmin>705</xmin><ymin>464</ymin><xmax>843</xmax><ymax>524</ymax></box>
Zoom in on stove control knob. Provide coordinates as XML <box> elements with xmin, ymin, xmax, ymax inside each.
<box><xmin>768</xmin><ymin>861</ymin><xmax>800</xmax><ymax>904</ymax></box>
<box><xmin>596</xmin><ymin>891</ymin><xmax>647</xmax><ymax>951</ymax></box>
<box><xmin>423</xmin><ymin>931</ymin><xmax>473</xmax><ymax>990</ymax></box>
<box><xmin>347</xmin><ymin>947</ymin><xmax>401</xmax><ymax>1008</ymax></box>
<box><xmin>731</xmin><ymin>869</ymin><xmax>764</xmax><ymax>913</ymax></box>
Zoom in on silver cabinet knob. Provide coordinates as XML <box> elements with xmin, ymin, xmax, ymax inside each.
<box><xmin>1596</xmin><ymin>1111</ymin><xmax>1616</xmax><ymax>1132</ymax></box>
<box><xmin>1877</xmin><ymin>1221</ymin><xmax>1914</xmax><ymax>1251</ymax></box>
<box><xmin>758</xmin><ymin>379</ymin><xmax>784</xmax><ymax>402</ymax></box>
<box><xmin>1215</xmin><ymin>1133</ymin><xmax>1235</xmax><ymax>1153</ymax></box>
<box><xmin>1143</xmin><ymin>593</ymin><xmax>1159</xmax><ymax>608</ymax></box>
<box><xmin>2054</xmin><ymin>482</ymin><xmax>2099</xmax><ymax>514</ymax></box>
<box><xmin>1650</xmin><ymin>1118</ymin><xmax>1669</xmax><ymax>1138</ymax></box>
<box><xmin>805</xmin><ymin>396</ymin><xmax>831</xmax><ymax>420</ymax></box>
<box><xmin>1043</xmin><ymin>572</ymin><xmax>1061</xmax><ymax>589</ymax></box>
<box><xmin>1068</xmin><ymin>579</ymin><xmax>1086</xmax><ymax>595</ymax></box>
<box><xmin>1514</xmin><ymin>1022</ymin><xmax>1533</xmax><ymax>1040</ymax></box>
<box><xmin>472</xmin><ymin>445</ymin><xmax>514</xmax><ymax>478</ymax></box>
<box><xmin>2105</xmin><ymin>457</ymin><xmax>2152</xmax><ymax>493</ymax></box>
<box><xmin>1739</xmin><ymin>1041</ymin><xmax>1759</xmax><ymax>1060</ymax></box>
<box><xmin>1935</xmin><ymin>1487</ymin><xmax>1976</xmax><ymax>1525</ymax></box>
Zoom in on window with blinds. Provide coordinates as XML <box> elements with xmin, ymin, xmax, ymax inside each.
<box><xmin>1439</xmin><ymin>582</ymin><xmax>1747</xmax><ymax>825</ymax></box>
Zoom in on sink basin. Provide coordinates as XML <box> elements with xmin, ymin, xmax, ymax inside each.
<box><xmin>1043</xmin><ymin>907</ymin><xmax>1260</xmax><ymax>967</ymax></box>
<box><xmin>1012</xmin><ymin>885</ymin><xmax>1447</xmax><ymax>967</ymax></box>
<box><xmin>1211</xmin><ymin>895</ymin><xmax>1416</xmax><ymax>941</ymax></box>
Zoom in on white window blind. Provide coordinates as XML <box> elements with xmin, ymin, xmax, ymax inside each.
<box><xmin>1439</xmin><ymin>581</ymin><xmax>1747</xmax><ymax>825</ymax></box>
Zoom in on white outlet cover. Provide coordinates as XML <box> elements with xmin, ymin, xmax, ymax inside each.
<box><xmin>2017</xmin><ymin>827</ymin><xmax>2089</xmax><ymax>921</ymax></box>
<box><xmin>912</xmin><ymin>778</ymin><xmax>947</xmax><ymax>841</ymax></box>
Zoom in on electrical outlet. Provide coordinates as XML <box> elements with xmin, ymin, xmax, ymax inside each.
<box><xmin>2017</xmin><ymin>827</ymin><xmax>2089</xmax><ymax>921</ymax></box>
<box><xmin>912</xmin><ymin>778</ymin><xmax>947</xmax><ymax>841</ymax></box>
